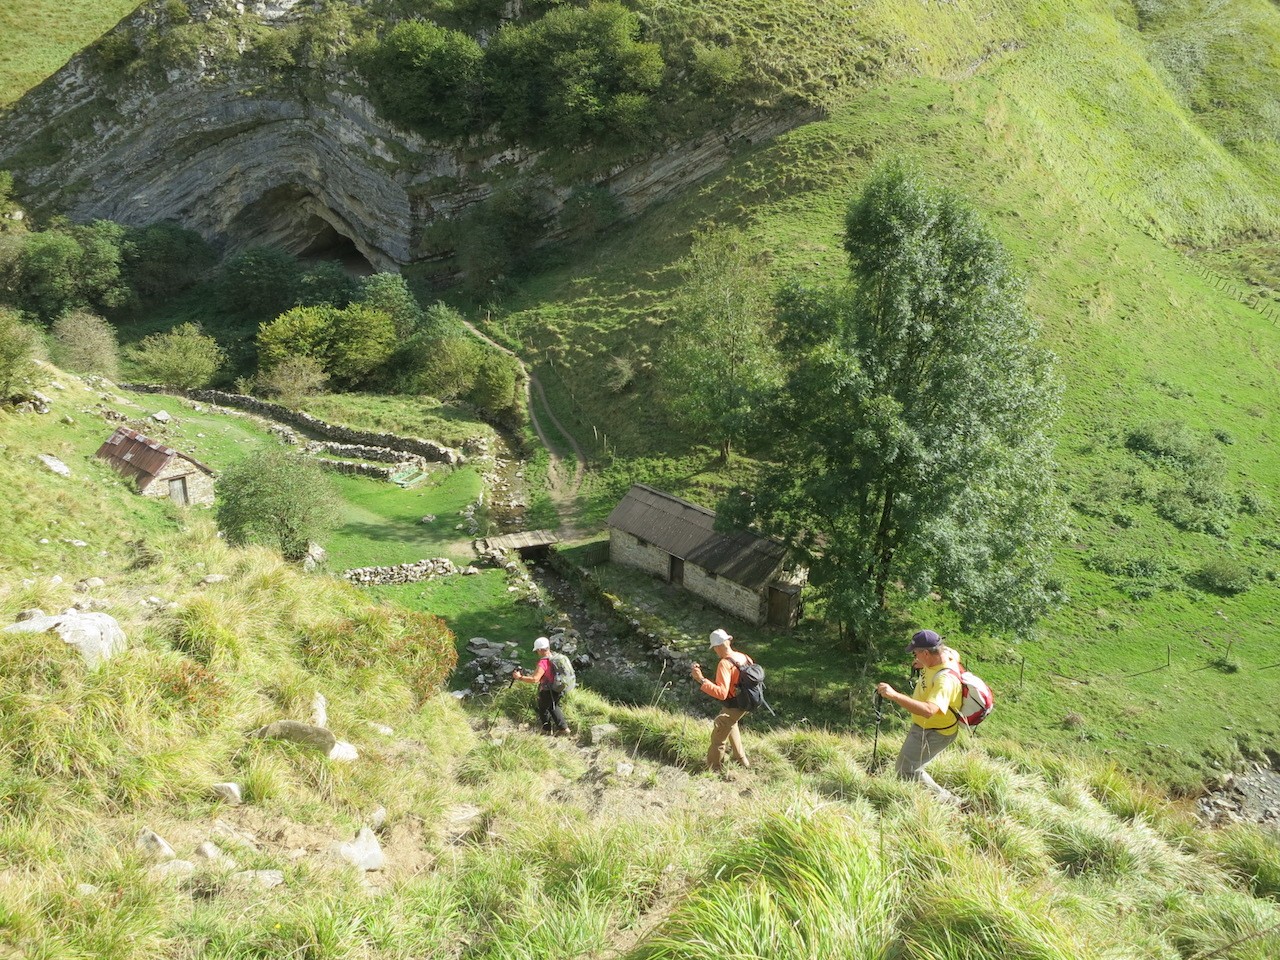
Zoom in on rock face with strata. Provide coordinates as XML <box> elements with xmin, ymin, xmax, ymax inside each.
<box><xmin>0</xmin><ymin>0</ymin><xmax>806</xmax><ymax>272</ymax></box>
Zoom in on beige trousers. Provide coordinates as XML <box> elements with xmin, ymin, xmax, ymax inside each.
<box><xmin>707</xmin><ymin>706</ymin><xmax>749</xmax><ymax>771</ymax></box>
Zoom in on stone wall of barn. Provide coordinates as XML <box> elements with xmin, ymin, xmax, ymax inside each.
<box><xmin>609</xmin><ymin>529</ymin><xmax>671</xmax><ymax>579</ymax></box>
<box><xmin>141</xmin><ymin>458</ymin><xmax>215</xmax><ymax>505</ymax></box>
<box><xmin>683</xmin><ymin>563</ymin><xmax>767</xmax><ymax>625</ymax></box>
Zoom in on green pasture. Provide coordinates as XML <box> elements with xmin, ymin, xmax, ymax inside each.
<box><xmin>0</xmin><ymin>0</ymin><xmax>137</xmax><ymax>105</ymax></box>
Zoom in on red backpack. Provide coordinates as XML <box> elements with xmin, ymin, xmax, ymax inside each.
<box><xmin>944</xmin><ymin>666</ymin><xmax>994</xmax><ymax>727</ymax></box>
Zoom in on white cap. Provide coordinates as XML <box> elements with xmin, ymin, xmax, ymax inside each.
<box><xmin>533</xmin><ymin>636</ymin><xmax>550</xmax><ymax>651</ymax></box>
<box><xmin>709</xmin><ymin>628</ymin><xmax>732</xmax><ymax>649</ymax></box>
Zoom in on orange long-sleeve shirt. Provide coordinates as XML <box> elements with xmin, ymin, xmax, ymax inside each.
<box><xmin>699</xmin><ymin>652</ymin><xmax>752</xmax><ymax>701</ymax></box>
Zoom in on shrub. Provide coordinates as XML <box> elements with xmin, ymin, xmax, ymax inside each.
<box><xmin>1195</xmin><ymin>557</ymin><xmax>1254</xmax><ymax>595</ymax></box>
<box><xmin>257</xmin><ymin>305</ymin><xmax>332</xmax><ymax>369</ymax></box>
<box><xmin>1125</xmin><ymin>419</ymin><xmax>1203</xmax><ymax>465</ymax></box>
<box><xmin>468</xmin><ymin>350</ymin><xmax>521</xmax><ymax>416</ymax></box>
<box><xmin>220</xmin><ymin>246</ymin><xmax>303</xmax><ymax>320</ymax></box>
<box><xmin>393</xmin><ymin>332</ymin><xmax>481</xmax><ymax>398</ymax></box>
<box><xmin>121</xmin><ymin>222</ymin><xmax>214</xmax><ymax>300</ymax></box>
<box><xmin>49</xmin><ymin>310</ymin><xmax>120</xmax><ymax>379</ymax></box>
<box><xmin>129</xmin><ymin>322</ymin><xmax>224</xmax><ymax>388</ymax></box>
<box><xmin>0</xmin><ymin>306</ymin><xmax>44</xmax><ymax>398</ymax></box>
<box><xmin>559</xmin><ymin>186</ymin><xmax>622</xmax><ymax>238</ymax></box>
<box><xmin>7</xmin><ymin>222</ymin><xmax>130</xmax><ymax>321</ymax></box>
<box><xmin>1086</xmin><ymin>547</ymin><xmax>1176</xmax><ymax>581</ymax></box>
<box><xmin>255</xmin><ymin>354</ymin><xmax>328</xmax><ymax>405</ymax></box>
<box><xmin>357</xmin><ymin>273</ymin><xmax>424</xmax><ymax>338</ymax></box>
<box><xmin>215</xmin><ymin>447</ymin><xmax>340</xmax><ymax>560</ymax></box>
<box><xmin>258</xmin><ymin>303</ymin><xmax>395</xmax><ymax>387</ymax></box>
<box><xmin>484</xmin><ymin>2</ymin><xmax>664</xmax><ymax>146</ymax></box>
<box><xmin>296</xmin><ymin>261</ymin><xmax>358</xmax><ymax>309</ymax></box>
<box><xmin>360</xmin><ymin>20</ymin><xmax>484</xmax><ymax>135</ymax></box>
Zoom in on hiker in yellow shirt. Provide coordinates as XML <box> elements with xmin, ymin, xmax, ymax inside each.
<box><xmin>876</xmin><ymin>629</ymin><xmax>963</xmax><ymax>806</ymax></box>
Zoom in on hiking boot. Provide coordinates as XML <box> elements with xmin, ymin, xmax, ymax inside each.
<box><xmin>556</xmin><ymin>727</ymin><xmax>573</xmax><ymax>738</ymax></box>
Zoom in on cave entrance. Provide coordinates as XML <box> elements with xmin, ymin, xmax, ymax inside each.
<box><xmin>227</xmin><ymin>185</ymin><xmax>378</xmax><ymax>275</ymax></box>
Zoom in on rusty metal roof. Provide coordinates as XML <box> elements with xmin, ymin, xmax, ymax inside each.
<box><xmin>95</xmin><ymin>427</ymin><xmax>213</xmax><ymax>484</ymax></box>
<box><xmin>484</xmin><ymin>530</ymin><xmax>559</xmax><ymax>552</ymax></box>
<box><xmin>607</xmin><ymin>484</ymin><xmax>787</xmax><ymax>591</ymax></box>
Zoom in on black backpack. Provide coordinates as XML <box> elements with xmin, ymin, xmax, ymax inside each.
<box><xmin>731</xmin><ymin>660</ymin><xmax>774</xmax><ymax>715</ymax></box>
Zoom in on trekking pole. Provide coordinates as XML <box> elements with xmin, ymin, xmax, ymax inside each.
<box><xmin>870</xmin><ymin>691</ymin><xmax>885</xmax><ymax>772</ymax></box>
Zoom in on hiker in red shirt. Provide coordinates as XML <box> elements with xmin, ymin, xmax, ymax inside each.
<box><xmin>513</xmin><ymin>636</ymin><xmax>571</xmax><ymax>736</ymax></box>
<box><xmin>691</xmin><ymin>628</ymin><xmax>753</xmax><ymax>774</ymax></box>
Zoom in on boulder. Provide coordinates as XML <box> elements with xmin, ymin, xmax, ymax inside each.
<box><xmin>151</xmin><ymin>410</ymin><xmax>172</xmax><ymax>423</ymax></box>
<box><xmin>38</xmin><ymin>455</ymin><xmax>71</xmax><ymax>477</ymax></box>
<box><xmin>328</xmin><ymin>741</ymin><xmax>359</xmax><ymax>762</ymax></box>
<box><xmin>14</xmin><ymin>609</ymin><xmax>44</xmax><ymax>622</ymax></box>
<box><xmin>3</xmin><ymin>611</ymin><xmax>127</xmax><ymax>668</ymax></box>
<box><xmin>136</xmin><ymin>828</ymin><xmax>175</xmax><ymax>862</ymax></box>
<box><xmin>193</xmin><ymin>842</ymin><xmax>237</xmax><ymax>870</ymax></box>
<box><xmin>310</xmin><ymin>692</ymin><xmax>328</xmax><ymax>727</ymax></box>
<box><xmin>199</xmin><ymin>574</ymin><xmax>229</xmax><ymax>586</ymax></box>
<box><xmin>249</xmin><ymin>720</ymin><xmax>336</xmax><ymax>754</ymax></box>
<box><xmin>329</xmin><ymin>828</ymin><xmax>384</xmax><ymax>871</ymax></box>
<box><xmin>74</xmin><ymin>577</ymin><xmax>105</xmax><ymax>592</ymax></box>
<box><xmin>368</xmin><ymin>806</ymin><xmax>387</xmax><ymax>830</ymax></box>
<box><xmin>211</xmin><ymin>782</ymin><xmax>243</xmax><ymax>805</ymax></box>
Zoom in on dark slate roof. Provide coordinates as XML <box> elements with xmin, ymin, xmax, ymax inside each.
<box><xmin>606</xmin><ymin>484</ymin><xmax>787</xmax><ymax>591</ymax></box>
<box><xmin>95</xmin><ymin>426</ymin><xmax>213</xmax><ymax>484</ymax></box>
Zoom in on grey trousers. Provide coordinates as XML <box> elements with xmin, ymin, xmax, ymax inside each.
<box><xmin>895</xmin><ymin>725</ymin><xmax>958</xmax><ymax>803</ymax></box>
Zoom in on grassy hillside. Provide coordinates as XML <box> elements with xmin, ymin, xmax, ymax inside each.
<box><xmin>0</xmin><ymin>0</ymin><xmax>138</xmax><ymax>105</ymax></box>
<box><xmin>469</xmin><ymin>0</ymin><xmax>1280</xmax><ymax>790</ymax></box>
<box><xmin>4</xmin><ymin>381</ymin><xmax>1280</xmax><ymax>959</ymax></box>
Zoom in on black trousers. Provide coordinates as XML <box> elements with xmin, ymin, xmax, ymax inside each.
<box><xmin>537</xmin><ymin>687</ymin><xmax>568</xmax><ymax>732</ymax></box>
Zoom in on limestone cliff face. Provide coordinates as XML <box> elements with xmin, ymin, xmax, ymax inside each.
<box><xmin>0</xmin><ymin>1</ymin><xmax>808</xmax><ymax>271</ymax></box>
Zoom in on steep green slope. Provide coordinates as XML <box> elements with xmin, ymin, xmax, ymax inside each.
<box><xmin>3</xmin><ymin>387</ymin><xmax>1280</xmax><ymax>960</ymax></box>
<box><xmin>485</xmin><ymin>0</ymin><xmax>1280</xmax><ymax>788</ymax></box>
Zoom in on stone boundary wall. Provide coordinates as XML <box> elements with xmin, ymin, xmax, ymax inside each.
<box><xmin>314</xmin><ymin>458</ymin><xmax>398</xmax><ymax>481</ymax></box>
<box><xmin>124</xmin><ymin>385</ymin><xmax>464</xmax><ymax>465</ymax></box>
<box><xmin>343</xmin><ymin>557</ymin><xmax>471</xmax><ymax>585</ymax></box>
<box><xmin>305</xmin><ymin>440</ymin><xmax>423</xmax><ymax>466</ymax></box>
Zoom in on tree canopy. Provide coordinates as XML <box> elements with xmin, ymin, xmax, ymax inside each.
<box><xmin>215</xmin><ymin>446</ymin><xmax>340</xmax><ymax>561</ymax></box>
<box><xmin>731</xmin><ymin>164</ymin><xmax>1064</xmax><ymax>647</ymax></box>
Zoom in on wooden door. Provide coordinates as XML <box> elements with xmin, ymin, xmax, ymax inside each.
<box><xmin>169</xmin><ymin>477</ymin><xmax>188</xmax><ymax>506</ymax></box>
<box><xmin>669</xmin><ymin>555</ymin><xmax>684</xmax><ymax>585</ymax></box>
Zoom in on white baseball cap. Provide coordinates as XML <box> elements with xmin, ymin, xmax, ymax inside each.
<box><xmin>709</xmin><ymin>628</ymin><xmax>732</xmax><ymax>648</ymax></box>
<box><xmin>533</xmin><ymin>636</ymin><xmax>550</xmax><ymax>651</ymax></box>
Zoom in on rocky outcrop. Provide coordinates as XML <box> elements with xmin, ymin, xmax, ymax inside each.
<box><xmin>4</xmin><ymin>610</ymin><xmax>128</xmax><ymax>668</ymax></box>
<box><xmin>0</xmin><ymin>1</ymin><xmax>810</xmax><ymax>270</ymax></box>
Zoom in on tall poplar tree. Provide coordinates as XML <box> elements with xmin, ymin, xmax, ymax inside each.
<box><xmin>731</xmin><ymin>164</ymin><xmax>1064</xmax><ymax>648</ymax></box>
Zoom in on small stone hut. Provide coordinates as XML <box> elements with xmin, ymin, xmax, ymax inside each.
<box><xmin>607</xmin><ymin>483</ymin><xmax>804</xmax><ymax>627</ymax></box>
<box><xmin>95</xmin><ymin>426</ymin><xmax>215</xmax><ymax>506</ymax></box>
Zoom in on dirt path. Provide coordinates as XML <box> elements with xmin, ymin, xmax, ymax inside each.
<box><xmin>461</xmin><ymin>320</ymin><xmax>588</xmax><ymax>537</ymax></box>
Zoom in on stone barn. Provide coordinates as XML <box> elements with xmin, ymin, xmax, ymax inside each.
<box><xmin>607</xmin><ymin>483</ymin><xmax>804</xmax><ymax>627</ymax></box>
<box><xmin>95</xmin><ymin>426</ymin><xmax>215</xmax><ymax>506</ymax></box>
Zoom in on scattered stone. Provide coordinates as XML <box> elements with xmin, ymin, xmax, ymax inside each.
<box><xmin>210</xmin><ymin>820</ymin><xmax>259</xmax><ymax>849</ymax></box>
<box><xmin>442</xmin><ymin>804</ymin><xmax>482</xmax><ymax>842</ymax></box>
<box><xmin>193</xmin><ymin>842</ymin><xmax>237</xmax><ymax>870</ymax></box>
<box><xmin>249</xmin><ymin>720</ymin><xmax>337</xmax><ymax>754</ymax></box>
<box><xmin>328</xmin><ymin>741</ymin><xmax>359</xmax><ymax>762</ymax></box>
<box><xmin>148</xmin><ymin>860</ymin><xmax>195</xmax><ymax>884</ymax></box>
<box><xmin>74</xmin><ymin>577</ymin><xmax>105</xmax><ymax>592</ymax></box>
<box><xmin>136</xmin><ymin>829</ymin><xmax>175</xmax><ymax>862</ymax></box>
<box><xmin>38</xmin><ymin>455</ymin><xmax>71</xmax><ymax>477</ymax></box>
<box><xmin>211</xmin><ymin>782</ymin><xmax>243</xmax><ymax>805</ymax></box>
<box><xmin>229</xmin><ymin>869</ymin><xmax>284</xmax><ymax>889</ymax></box>
<box><xmin>329</xmin><ymin>828</ymin><xmax>384</xmax><ymax>871</ymax></box>
<box><xmin>199</xmin><ymin>574</ymin><xmax>229</xmax><ymax>586</ymax></box>
<box><xmin>616</xmin><ymin>760</ymin><xmax>635</xmax><ymax>778</ymax></box>
<box><xmin>420</xmin><ymin>515</ymin><xmax>436</xmax><ymax>524</ymax></box>
<box><xmin>365</xmin><ymin>721</ymin><xmax>394</xmax><ymax>736</ymax></box>
<box><xmin>368</xmin><ymin>806</ymin><xmax>387</xmax><ymax>830</ymax></box>
<box><xmin>151</xmin><ymin>410</ymin><xmax>172</xmax><ymax>423</ymax></box>
<box><xmin>61</xmin><ymin>415</ymin><xmax>75</xmax><ymax>425</ymax></box>
<box><xmin>3</xmin><ymin>611</ymin><xmax>127</xmax><ymax>668</ymax></box>
<box><xmin>75</xmin><ymin>883</ymin><xmax>99</xmax><ymax>896</ymax></box>
<box><xmin>590</xmin><ymin>723</ymin><xmax>620</xmax><ymax>746</ymax></box>
<box><xmin>311</xmin><ymin>692</ymin><xmax>328</xmax><ymax>728</ymax></box>
<box><xmin>15</xmin><ymin>609</ymin><xmax>44</xmax><ymax>622</ymax></box>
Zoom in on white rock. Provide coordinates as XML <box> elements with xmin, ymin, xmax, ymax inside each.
<box><xmin>328</xmin><ymin>741</ymin><xmax>359</xmax><ymax>762</ymax></box>
<box><xmin>616</xmin><ymin>761</ymin><xmax>635</xmax><ymax>778</ymax></box>
<box><xmin>311</xmin><ymin>692</ymin><xmax>328</xmax><ymax>727</ymax></box>
<box><xmin>136</xmin><ymin>829</ymin><xmax>175</xmax><ymax>861</ymax></box>
<box><xmin>3</xmin><ymin>611</ymin><xmax>128</xmax><ymax>668</ymax></box>
<box><xmin>229</xmin><ymin>869</ymin><xmax>284</xmax><ymax>889</ymax></box>
<box><xmin>74</xmin><ymin>577</ymin><xmax>105</xmax><ymax>592</ymax></box>
<box><xmin>75</xmin><ymin>883</ymin><xmax>99</xmax><ymax>895</ymax></box>
<box><xmin>211</xmin><ymin>782</ymin><xmax>243</xmax><ymax>805</ymax></box>
<box><xmin>15</xmin><ymin>609</ymin><xmax>44</xmax><ymax>622</ymax></box>
<box><xmin>329</xmin><ymin>828</ymin><xmax>384</xmax><ymax>871</ymax></box>
<box><xmin>589</xmin><ymin>723</ymin><xmax>620</xmax><ymax>746</ymax></box>
<box><xmin>151</xmin><ymin>410</ymin><xmax>172</xmax><ymax>423</ymax></box>
<box><xmin>368</xmin><ymin>806</ymin><xmax>387</xmax><ymax>830</ymax></box>
<box><xmin>366</xmin><ymin>722</ymin><xmax>394</xmax><ymax>736</ymax></box>
<box><xmin>38</xmin><ymin>455</ymin><xmax>71</xmax><ymax>477</ymax></box>
<box><xmin>211</xmin><ymin>820</ymin><xmax>259</xmax><ymax>849</ymax></box>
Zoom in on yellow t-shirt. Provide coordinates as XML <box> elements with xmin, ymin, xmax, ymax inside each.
<box><xmin>912</xmin><ymin>664</ymin><xmax>962</xmax><ymax>734</ymax></box>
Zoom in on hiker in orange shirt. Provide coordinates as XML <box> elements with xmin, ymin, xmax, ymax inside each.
<box><xmin>691</xmin><ymin>628</ymin><xmax>753</xmax><ymax>774</ymax></box>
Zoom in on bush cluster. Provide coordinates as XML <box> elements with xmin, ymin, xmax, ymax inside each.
<box><xmin>1196</xmin><ymin>557</ymin><xmax>1255</xmax><ymax>595</ymax></box>
<box><xmin>358</xmin><ymin>2</ymin><xmax>664</xmax><ymax>147</ymax></box>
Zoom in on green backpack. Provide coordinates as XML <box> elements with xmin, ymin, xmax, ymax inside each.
<box><xmin>548</xmin><ymin>652</ymin><xmax>576</xmax><ymax>694</ymax></box>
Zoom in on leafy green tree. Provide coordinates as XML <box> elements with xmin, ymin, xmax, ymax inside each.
<box><xmin>357</xmin><ymin>272</ymin><xmax>424</xmax><ymax>339</ymax></box>
<box><xmin>360</xmin><ymin>20</ymin><xmax>484</xmax><ymax>134</ymax></box>
<box><xmin>0</xmin><ymin>306</ymin><xmax>45</xmax><ymax>399</ymax></box>
<box><xmin>659</xmin><ymin>227</ymin><xmax>780</xmax><ymax>464</ymax></box>
<box><xmin>255</xmin><ymin>354</ymin><xmax>329</xmax><ymax>406</ymax></box>
<box><xmin>122</xmin><ymin>222</ymin><xmax>215</xmax><ymax>300</ymax></box>
<box><xmin>50</xmin><ymin>309</ymin><xmax>121</xmax><ymax>379</ymax></box>
<box><xmin>129</xmin><ymin>322</ymin><xmax>224</xmax><ymax>388</ymax></box>
<box><xmin>220</xmin><ymin>246</ymin><xmax>302</xmax><ymax>320</ymax></box>
<box><xmin>215</xmin><ymin>446</ymin><xmax>340</xmax><ymax>561</ymax></box>
<box><xmin>732</xmin><ymin>164</ymin><xmax>1063</xmax><ymax>649</ymax></box>
<box><xmin>297</xmin><ymin>261</ymin><xmax>358</xmax><ymax>309</ymax></box>
<box><xmin>257</xmin><ymin>305</ymin><xmax>333</xmax><ymax>369</ymax></box>
<box><xmin>485</xmin><ymin>2</ymin><xmax>664</xmax><ymax>145</ymax></box>
<box><xmin>393</xmin><ymin>332</ymin><xmax>481</xmax><ymax>398</ymax></box>
<box><xmin>325</xmin><ymin>303</ymin><xmax>395</xmax><ymax>385</ymax></box>
<box><xmin>4</xmin><ymin>222</ymin><xmax>129</xmax><ymax>320</ymax></box>
<box><xmin>468</xmin><ymin>350</ymin><xmax>521</xmax><ymax>418</ymax></box>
